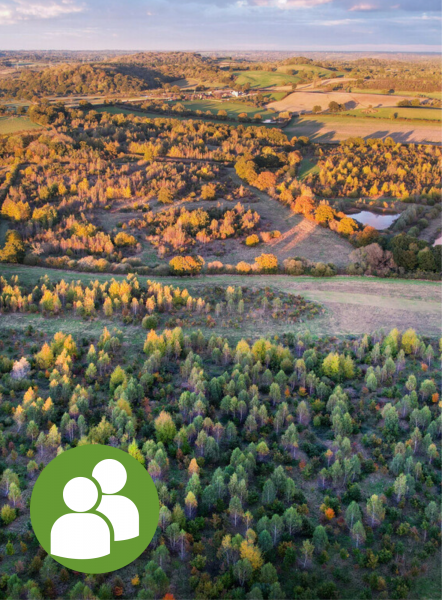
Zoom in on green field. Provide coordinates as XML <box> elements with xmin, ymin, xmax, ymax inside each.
<box><xmin>0</xmin><ymin>116</ymin><xmax>42</xmax><ymax>134</ymax></box>
<box><xmin>233</xmin><ymin>70</ymin><xmax>301</xmax><ymax>89</ymax></box>
<box><xmin>350</xmin><ymin>88</ymin><xmax>442</xmax><ymax>101</ymax></box>
<box><xmin>168</xmin><ymin>99</ymin><xmax>276</xmax><ymax>120</ymax></box>
<box><xmin>277</xmin><ymin>64</ymin><xmax>342</xmax><ymax>78</ymax></box>
<box><xmin>298</xmin><ymin>157</ymin><xmax>320</xmax><ymax>180</ymax></box>
<box><xmin>341</xmin><ymin>106</ymin><xmax>441</xmax><ymax>122</ymax></box>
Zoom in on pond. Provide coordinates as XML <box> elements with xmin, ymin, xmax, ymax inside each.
<box><xmin>351</xmin><ymin>211</ymin><xmax>399</xmax><ymax>230</ymax></box>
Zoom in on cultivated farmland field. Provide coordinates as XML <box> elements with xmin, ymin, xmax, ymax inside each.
<box><xmin>268</xmin><ymin>90</ymin><xmax>426</xmax><ymax>113</ymax></box>
<box><xmin>285</xmin><ymin>114</ymin><xmax>442</xmax><ymax>143</ymax></box>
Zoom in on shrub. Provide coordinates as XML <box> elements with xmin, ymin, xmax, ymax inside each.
<box><xmin>158</xmin><ymin>188</ymin><xmax>174</xmax><ymax>204</ymax></box>
<box><xmin>169</xmin><ymin>255</ymin><xmax>205</xmax><ymax>275</ymax></box>
<box><xmin>245</xmin><ymin>234</ymin><xmax>260</xmax><ymax>247</ymax></box>
<box><xmin>255</xmin><ymin>253</ymin><xmax>278</xmax><ymax>274</ymax></box>
<box><xmin>311</xmin><ymin>262</ymin><xmax>336</xmax><ymax>277</ymax></box>
<box><xmin>236</xmin><ymin>261</ymin><xmax>252</xmax><ymax>274</ymax></box>
<box><xmin>1</xmin><ymin>504</ymin><xmax>17</xmax><ymax>525</ymax></box>
<box><xmin>201</xmin><ymin>183</ymin><xmax>216</xmax><ymax>200</ymax></box>
<box><xmin>283</xmin><ymin>258</ymin><xmax>304</xmax><ymax>276</ymax></box>
<box><xmin>114</xmin><ymin>232</ymin><xmax>137</xmax><ymax>247</ymax></box>
<box><xmin>142</xmin><ymin>315</ymin><xmax>159</xmax><ymax>330</ymax></box>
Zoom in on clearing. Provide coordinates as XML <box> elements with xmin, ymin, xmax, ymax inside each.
<box><xmin>167</xmin><ymin>99</ymin><xmax>276</xmax><ymax>120</ymax></box>
<box><xmin>0</xmin><ymin>116</ymin><xmax>42</xmax><ymax>134</ymax></box>
<box><xmin>233</xmin><ymin>70</ymin><xmax>301</xmax><ymax>89</ymax></box>
<box><xmin>2</xmin><ymin>266</ymin><xmax>441</xmax><ymax>338</ymax></box>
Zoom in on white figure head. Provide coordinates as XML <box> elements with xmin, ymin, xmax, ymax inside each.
<box><xmin>63</xmin><ymin>477</ymin><xmax>98</xmax><ymax>513</ymax></box>
<box><xmin>92</xmin><ymin>459</ymin><xmax>127</xmax><ymax>494</ymax></box>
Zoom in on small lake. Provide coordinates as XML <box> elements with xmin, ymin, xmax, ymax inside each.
<box><xmin>351</xmin><ymin>211</ymin><xmax>399</xmax><ymax>230</ymax></box>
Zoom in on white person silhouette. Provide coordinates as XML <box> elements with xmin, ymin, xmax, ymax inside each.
<box><xmin>93</xmin><ymin>459</ymin><xmax>139</xmax><ymax>541</ymax></box>
<box><xmin>51</xmin><ymin>477</ymin><xmax>110</xmax><ymax>559</ymax></box>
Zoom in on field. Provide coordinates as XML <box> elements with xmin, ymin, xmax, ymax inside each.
<box><xmin>0</xmin><ymin>116</ymin><xmax>42</xmax><ymax>134</ymax></box>
<box><xmin>268</xmin><ymin>90</ymin><xmax>423</xmax><ymax>114</ymax></box>
<box><xmin>276</xmin><ymin>64</ymin><xmax>342</xmax><ymax>78</ymax></box>
<box><xmin>340</xmin><ymin>107</ymin><xmax>441</xmax><ymax>122</ymax></box>
<box><xmin>167</xmin><ymin>99</ymin><xmax>276</xmax><ymax>119</ymax></box>
<box><xmin>350</xmin><ymin>88</ymin><xmax>442</xmax><ymax>101</ymax></box>
<box><xmin>285</xmin><ymin>114</ymin><xmax>442</xmax><ymax>143</ymax></box>
<box><xmin>233</xmin><ymin>70</ymin><xmax>301</xmax><ymax>89</ymax></box>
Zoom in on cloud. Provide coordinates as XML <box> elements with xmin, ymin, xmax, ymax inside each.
<box><xmin>247</xmin><ymin>0</ymin><xmax>332</xmax><ymax>7</ymax></box>
<box><xmin>0</xmin><ymin>0</ymin><xmax>84</xmax><ymax>25</ymax></box>
<box><xmin>348</xmin><ymin>3</ymin><xmax>378</xmax><ymax>11</ymax></box>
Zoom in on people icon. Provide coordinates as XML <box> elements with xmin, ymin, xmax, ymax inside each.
<box><xmin>50</xmin><ymin>460</ymin><xmax>139</xmax><ymax>560</ymax></box>
<box><xmin>93</xmin><ymin>459</ymin><xmax>139</xmax><ymax>541</ymax></box>
<box><xmin>51</xmin><ymin>477</ymin><xmax>110</xmax><ymax>559</ymax></box>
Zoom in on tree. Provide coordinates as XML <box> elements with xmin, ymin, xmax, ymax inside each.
<box><xmin>155</xmin><ymin>411</ymin><xmax>176</xmax><ymax>443</ymax></box>
<box><xmin>394</xmin><ymin>473</ymin><xmax>408</xmax><ymax>502</ymax></box>
<box><xmin>313</xmin><ymin>525</ymin><xmax>328</xmax><ymax>552</ymax></box>
<box><xmin>229</xmin><ymin>496</ymin><xmax>243</xmax><ymax>526</ymax></box>
<box><xmin>351</xmin><ymin>521</ymin><xmax>366</xmax><ymax>548</ymax></box>
<box><xmin>234</xmin><ymin>558</ymin><xmax>252</xmax><ymax>586</ymax></box>
<box><xmin>284</xmin><ymin>506</ymin><xmax>302</xmax><ymax>536</ymax></box>
<box><xmin>345</xmin><ymin>501</ymin><xmax>362</xmax><ymax>529</ymax></box>
<box><xmin>366</xmin><ymin>494</ymin><xmax>385</xmax><ymax>526</ymax></box>
<box><xmin>301</xmin><ymin>539</ymin><xmax>314</xmax><ymax>567</ymax></box>
<box><xmin>240</xmin><ymin>540</ymin><xmax>263</xmax><ymax>570</ymax></box>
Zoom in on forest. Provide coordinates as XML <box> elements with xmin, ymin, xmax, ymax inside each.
<box><xmin>0</xmin><ymin>270</ymin><xmax>440</xmax><ymax>599</ymax></box>
<box><xmin>0</xmin><ymin>48</ymin><xmax>440</xmax><ymax>600</ymax></box>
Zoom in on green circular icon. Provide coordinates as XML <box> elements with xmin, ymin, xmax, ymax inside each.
<box><xmin>30</xmin><ymin>445</ymin><xmax>159</xmax><ymax>574</ymax></box>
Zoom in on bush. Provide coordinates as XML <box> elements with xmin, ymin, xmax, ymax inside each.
<box><xmin>283</xmin><ymin>258</ymin><xmax>304</xmax><ymax>276</ymax></box>
<box><xmin>1</xmin><ymin>504</ymin><xmax>17</xmax><ymax>525</ymax></box>
<box><xmin>169</xmin><ymin>255</ymin><xmax>205</xmax><ymax>275</ymax></box>
<box><xmin>255</xmin><ymin>253</ymin><xmax>278</xmax><ymax>274</ymax></box>
<box><xmin>142</xmin><ymin>314</ymin><xmax>159</xmax><ymax>329</ymax></box>
<box><xmin>236</xmin><ymin>261</ymin><xmax>252</xmax><ymax>274</ymax></box>
<box><xmin>114</xmin><ymin>232</ymin><xmax>137</xmax><ymax>247</ymax></box>
<box><xmin>245</xmin><ymin>234</ymin><xmax>260</xmax><ymax>247</ymax></box>
<box><xmin>158</xmin><ymin>188</ymin><xmax>174</xmax><ymax>204</ymax></box>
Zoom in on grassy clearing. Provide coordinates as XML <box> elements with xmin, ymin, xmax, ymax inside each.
<box><xmin>233</xmin><ymin>70</ymin><xmax>300</xmax><ymax>89</ymax></box>
<box><xmin>168</xmin><ymin>99</ymin><xmax>275</xmax><ymax>119</ymax></box>
<box><xmin>0</xmin><ymin>116</ymin><xmax>42</xmax><ymax>134</ymax></box>
<box><xmin>276</xmin><ymin>64</ymin><xmax>340</xmax><ymax>77</ymax></box>
<box><xmin>340</xmin><ymin>106</ymin><xmax>441</xmax><ymax>122</ymax></box>
<box><xmin>261</xmin><ymin>91</ymin><xmax>287</xmax><ymax>102</ymax></box>
<box><xmin>298</xmin><ymin>157</ymin><xmax>320</xmax><ymax>180</ymax></box>
<box><xmin>284</xmin><ymin>115</ymin><xmax>441</xmax><ymax>144</ymax></box>
<box><xmin>2</xmin><ymin>266</ymin><xmax>440</xmax><ymax>339</ymax></box>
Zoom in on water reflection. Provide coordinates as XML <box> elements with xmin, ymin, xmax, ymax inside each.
<box><xmin>351</xmin><ymin>211</ymin><xmax>399</xmax><ymax>230</ymax></box>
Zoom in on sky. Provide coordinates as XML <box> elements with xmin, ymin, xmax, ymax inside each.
<box><xmin>0</xmin><ymin>0</ymin><xmax>440</xmax><ymax>52</ymax></box>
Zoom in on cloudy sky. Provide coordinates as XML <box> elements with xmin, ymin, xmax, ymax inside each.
<box><xmin>0</xmin><ymin>0</ymin><xmax>440</xmax><ymax>52</ymax></box>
